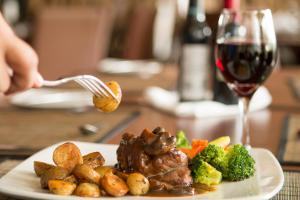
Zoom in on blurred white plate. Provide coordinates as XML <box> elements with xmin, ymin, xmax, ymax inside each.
<box><xmin>144</xmin><ymin>86</ymin><xmax>272</xmax><ymax>118</ymax></box>
<box><xmin>10</xmin><ymin>89</ymin><xmax>93</xmax><ymax>109</ymax></box>
<box><xmin>98</xmin><ymin>58</ymin><xmax>162</xmax><ymax>77</ymax></box>
<box><xmin>0</xmin><ymin>141</ymin><xmax>284</xmax><ymax>200</ymax></box>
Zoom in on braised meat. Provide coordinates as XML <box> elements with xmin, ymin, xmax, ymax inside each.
<box><xmin>116</xmin><ymin>128</ymin><xmax>192</xmax><ymax>191</ymax></box>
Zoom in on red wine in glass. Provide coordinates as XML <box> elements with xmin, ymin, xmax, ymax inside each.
<box><xmin>215</xmin><ymin>9</ymin><xmax>277</xmax><ymax>148</ymax></box>
<box><xmin>216</xmin><ymin>40</ymin><xmax>277</xmax><ymax>98</ymax></box>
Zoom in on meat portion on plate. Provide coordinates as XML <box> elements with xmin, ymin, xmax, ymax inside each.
<box><xmin>116</xmin><ymin>128</ymin><xmax>192</xmax><ymax>191</ymax></box>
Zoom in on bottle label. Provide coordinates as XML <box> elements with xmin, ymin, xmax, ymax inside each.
<box><xmin>180</xmin><ymin>44</ymin><xmax>212</xmax><ymax>100</ymax></box>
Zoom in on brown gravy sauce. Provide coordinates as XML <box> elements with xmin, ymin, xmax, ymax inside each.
<box><xmin>144</xmin><ymin>184</ymin><xmax>216</xmax><ymax>197</ymax></box>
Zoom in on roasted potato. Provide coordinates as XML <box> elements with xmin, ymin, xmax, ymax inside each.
<box><xmin>100</xmin><ymin>189</ymin><xmax>107</xmax><ymax>196</ymax></box>
<box><xmin>34</xmin><ymin>161</ymin><xmax>55</xmax><ymax>177</ymax></box>
<box><xmin>94</xmin><ymin>166</ymin><xmax>113</xmax><ymax>178</ymax></box>
<box><xmin>127</xmin><ymin>173</ymin><xmax>149</xmax><ymax>195</ymax></box>
<box><xmin>53</xmin><ymin>142</ymin><xmax>83</xmax><ymax>172</ymax></box>
<box><xmin>83</xmin><ymin>152</ymin><xmax>105</xmax><ymax>169</ymax></box>
<box><xmin>93</xmin><ymin>81</ymin><xmax>122</xmax><ymax>113</ymax></box>
<box><xmin>40</xmin><ymin>166</ymin><xmax>69</xmax><ymax>189</ymax></box>
<box><xmin>64</xmin><ymin>175</ymin><xmax>78</xmax><ymax>184</ymax></box>
<box><xmin>48</xmin><ymin>180</ymin><xmax>76</xmax><ymax>196</ymax></box>
<box><xmin>114</xmin><ymin>170</ymin><xmax>129</xmax><ymax>181</ymax></box>
<box><xmin>74</xmin><ymin>183</ymin><xmax>100</xmax><ymax>197</ymax></box>
<box><xmin>73</xmin><ymin>164</ymin><xmax>101</xmax><ymax>184</ymax></box>
<box><xmin>101</xmin><ymin>172</ymin><xmax>128</xmax><ymax>197</ymax></box>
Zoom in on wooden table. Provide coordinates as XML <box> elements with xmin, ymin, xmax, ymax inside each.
<box><xmin>265</xmin><ymin>68</ymin><xmax>300</xmax><ymax>110</ymax></box>
<box><xmin>108</xmin><ymin>68</ymin><xmax>300</xmax><ymax>142</ymax></box>
<box><xmin>0</xmin><ymin>65</ymin><xmax>299</xmax><ymax>200</ymax></box>
<box><xmin>0</xmin><ymin>66</ymin><xmax>299</xmax><ymax>161</ymax></box>
<box><xmin>108</xmin><ymin>66</ymin><xmax>300</xmax><ymax>171</ymax></box>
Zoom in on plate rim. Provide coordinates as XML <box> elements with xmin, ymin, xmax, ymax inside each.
<box><xmin>9</xmin><ymin>89</ymin><xmax>92</xmax><ymax>109</ymax></box>
<box><xmin>0</xmin><ymin>141</ymin><xmax>284</xmax><ymax>200</ymax></box>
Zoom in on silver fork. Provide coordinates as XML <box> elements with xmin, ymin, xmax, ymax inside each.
<box><xmin>42</xmin><ymin>75</ymin><xmax>118</xmax><ymax>102</ymax></box>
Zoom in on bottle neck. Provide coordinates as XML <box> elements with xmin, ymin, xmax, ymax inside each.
<box><xmin>187</xmin><ymin>0</ymin><xmax>206</xmax><ymax>22</ymax></box>
<box><xmin>224</xmin><ymin>0</ymin><xmax>240</xmax><ymax>10</ymax></box>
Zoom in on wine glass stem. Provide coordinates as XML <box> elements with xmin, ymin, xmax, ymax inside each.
<box><xmin>238</xmin><ymin>97</ymin><xmax>250</xmax><ymax>148</ymax></box>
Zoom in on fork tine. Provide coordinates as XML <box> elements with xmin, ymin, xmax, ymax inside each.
<box><xmin>87</xmin><ymin>76</ymin><xmax>118</xmax><ymax>101</ymax></box>
<box><xmin>80</xmin><ymin>79</ymin><xmax>108</xmax><ymax>98</ymax></box>
<box><xmin>83</xmin><ymin>79</ymin><xmax>109</xmax><ymax>97</ymax></box>
<box><xmin>75</xmin><ymin>79</ymin><xmax>104</xmax><ymax>98</ymax></box>
<box><xmin>43</xmin><ymin>75</ymin><xmax>119</xmax><ymax>101</ymax></box>
<box><xmin>75</xmin><ymin>79</ymin><xmax>94</xmax><ymax>93</ymax></box>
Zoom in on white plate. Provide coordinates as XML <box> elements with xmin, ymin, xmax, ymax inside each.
<box><xmin>144</xmin><ymin>86</ymin><xmax>272</xmax><ymax>118</ymax></box>
<box><xmin>10</xmin><ymin>89</ymin><xmax>93</xmax><ymax>109</ymax></box>
<box><xmin>98</xmin><ymin>58</ymin><xmax>162</xmax><ymax>77</ymax></box>
<box><xmin>0</xmin><ymin>141</ymin><xmax>284</xmax><ymax>200</ymax></box>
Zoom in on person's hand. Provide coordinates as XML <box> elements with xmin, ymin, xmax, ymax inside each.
<box><xmin>0</xmin><ymin>13</ymin><xmax>43</xmax><ymax>95</ymax></box>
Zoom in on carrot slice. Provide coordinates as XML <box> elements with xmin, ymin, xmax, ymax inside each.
<box><xmin>178</xmin><ymin>148</ymin><xmax>192</xmax><ymax>158</ymax></box>
<box><xmin>191</xmin><ymin>139</ymin><xmax>208</xmax><ymax>148</ymax></box>
<box><xmin>179</xmin><ymin>144</ymin><xmax>207</xmax><ymax>159</ymax></box>
<box><xmin>178</xmin><ymin>139</ymin><xmax>209</xmax><ymax>159</ymax></box>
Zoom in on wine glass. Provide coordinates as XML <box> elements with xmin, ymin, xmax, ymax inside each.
<box><xmin>215</xmin><ymin>9</ymin><xmax>277</xmax><ymax>148</ymax></box>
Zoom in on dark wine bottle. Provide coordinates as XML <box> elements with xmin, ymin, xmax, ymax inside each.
<box><xmin>177</xmin><ymin>0</ymin><xmax>212</xmax><ymax>102</ymax></box>
<box><xmin>212</xmin><ymin>0</ymin><xmax>239</xmax><ymax>105</ymax></box>
<box><xmin>224</xmin><ymin>0</ymin><xmax>240</xmax><ymax>10</ymax></box>
<box><xmin>224</xmin><ymin>0</ymin><xmax>240</xmax><ymax>36</ymax></box>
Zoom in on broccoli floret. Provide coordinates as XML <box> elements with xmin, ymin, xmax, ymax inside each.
<box><xmin>196</xmin><ymin>144</ymin><xmax>226</xmax><ymax>171</ymax></box>
<box><xmin>191</xmin><ymin>159</ymin><xmax>222</xmax><ymax>186</ymax></box>
<box><xmin>222</xmin><ymin>144</ymin><xmax>255</xmax><ymax>181</ymax></box>
<box><xmin>175</xmin><ymin>131</ymin><xmax>191</xmax><ymax>148</ymax></box>
<box><xmin>193</xmin><ymin>143</ymin><xmax>255</xmax><ymax>182</ymax></box>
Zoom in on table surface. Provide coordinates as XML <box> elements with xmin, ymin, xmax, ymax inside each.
<box><xmin>113</xmin><ymin>66</ymin><xmax>300</xmax><ymax>171</ymax></box>
<box><xmin>0</xmin><ymin>65</ymin><xmax>300</xmax><ymax>200</ymax></box>
<box><xmin>0</xmin><ymin>65</ymin><xmax>300</xmax><ymax>169</ymax></box>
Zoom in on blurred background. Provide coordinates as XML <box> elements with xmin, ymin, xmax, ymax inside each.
<box><xmin>0</xmin><ymin>3</ymin><xmax>300</xmax><ymax>197</ymax></box>
<box><xmin>0</xmin><ymin>0</ymin><xmax>299</xmax><ymax>79</ymax></box>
